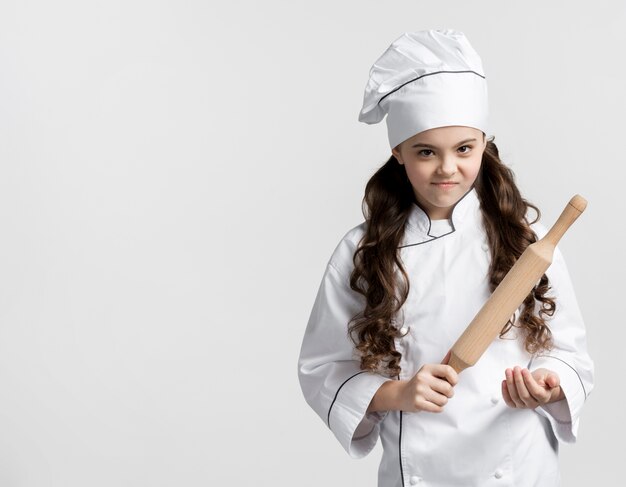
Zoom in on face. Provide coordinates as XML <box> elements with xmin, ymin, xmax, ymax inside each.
<box><xmin>391</xmin><ymin>125</ymin><xmax>487</xmax><ymax>220</ymax></box>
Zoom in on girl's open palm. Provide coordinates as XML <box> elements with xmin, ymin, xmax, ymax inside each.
<box><xmin>502</xmin><ymin>366</ymin><xmax>565</xmax><ymax>409</ymax></box>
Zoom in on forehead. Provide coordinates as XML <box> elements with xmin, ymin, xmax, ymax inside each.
<box><xmin>409</xmin><ymin>125</ymin><xmax>482</xmax><ymax>142</ymax></box>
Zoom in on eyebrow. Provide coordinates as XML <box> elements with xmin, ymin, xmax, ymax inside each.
<box><xmin>410</xmin><ymin>138</ymin><xmax>477</xmax><ymax>149</ymax></box>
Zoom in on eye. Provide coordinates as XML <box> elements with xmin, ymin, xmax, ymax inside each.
<box><xmin>418</xmin><ymin>149</ymin><xmax>434</xmax><ymax>157</ymax></box>
<box><xmin>458</xmin><ymin>145</ymin><xmax>472</xmax><ymax>153</ymax></box>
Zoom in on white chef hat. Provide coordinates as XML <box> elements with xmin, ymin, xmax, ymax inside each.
<box><xmin>358</xmin><ymin>29</ymin><xmax>489</xmax><ymax>149</ymax></box>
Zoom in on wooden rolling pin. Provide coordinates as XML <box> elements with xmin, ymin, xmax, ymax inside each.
<box><xmin>446</xmin><ymin>194</ymin><xmax>587</xmax><ymax>373</ymax></box>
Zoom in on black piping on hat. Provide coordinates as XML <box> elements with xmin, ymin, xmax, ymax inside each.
<box><xmin>378</xmin><ymin>69</ymin><xmax>486</xmax><ymax>106</ymax></box>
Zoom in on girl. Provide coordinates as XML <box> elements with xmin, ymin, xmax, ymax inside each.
<box><xmin>297</xmin><ymin>30</ymin><xmax>594</xmax><ymax>486</ymax></box>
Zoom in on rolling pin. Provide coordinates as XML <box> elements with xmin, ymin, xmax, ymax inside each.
<box><xmin>445</xmin><ymin>194</ymin><xmax>587</xmax><ymax>373</ymax></box>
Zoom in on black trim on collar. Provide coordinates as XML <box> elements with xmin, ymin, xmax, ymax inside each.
<box><xmin>401</xmin><ymin>187</ymin><xmax>477</xmax><ymax>248</ymax></box>
<box><xmin>399</xmin><ymin>230</ymin><xmax>454</xmax><ymax>249</ymax></box>
<box><xmin>379</xmin><ymin>70</ymin><xmax>486</xmax><ymax>106</ymax></box>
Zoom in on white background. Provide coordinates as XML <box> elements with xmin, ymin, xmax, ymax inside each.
<box><xmin>0</xmin><ymin>1</ymin><xmax>623</xmax><ymax>485</ymax></box>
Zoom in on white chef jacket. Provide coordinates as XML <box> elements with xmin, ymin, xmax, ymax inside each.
<box><xmin>297</xmin><ymin>187</ymin><xmax>594</xmax><ymax>487</ymax></box>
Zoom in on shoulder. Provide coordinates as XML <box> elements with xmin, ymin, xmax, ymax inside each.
<box><xmin>327</xmin><ymin>221</ymin><xmax>367</xmax><ymax>277</ymax></box>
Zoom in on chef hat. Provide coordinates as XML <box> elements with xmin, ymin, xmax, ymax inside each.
<box><xmin>358</xmin><ymin>29</ymin><xmax>489</xmax><ymax>149</ymax></box>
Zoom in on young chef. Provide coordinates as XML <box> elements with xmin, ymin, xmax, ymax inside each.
<box><xmin>297</xmin><ymin>29</ymin><xmax>594</xmax><ymax>486</ymax></box>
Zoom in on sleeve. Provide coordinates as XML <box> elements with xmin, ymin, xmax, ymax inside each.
<box><xmin>297</xmin><ymin>258</ymin><xmax>393</xmax><ymax>459</ymax></box>
<box><xmin>528</xmin><ymin>244</ymin><xmax>595</xmax><ymax>444</ymax></box>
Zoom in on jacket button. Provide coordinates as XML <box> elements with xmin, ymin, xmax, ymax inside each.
<box><xmin>400</xmin><ymin>326</ymin><xmax>408</xmax><ymax>335</ymax></box>
<box><xmin>494</xmin><ymin>469</ymin><xmax>504</xmax><ymax>479</ymax></box>
<box><xmin>491</xmin><ymin>396</ymin><xmax>499</xmax><ymax>404</ymax></box>
<box><xmin>409</xmin><ymin>476</ymin><xmax>422</xmax><ymax>484</ymax></box>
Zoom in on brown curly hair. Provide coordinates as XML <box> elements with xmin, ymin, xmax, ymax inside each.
<box><xmin>347</xmin><ymin>135</ymin><xmax>556</xmax><ymax>378</ymax></box>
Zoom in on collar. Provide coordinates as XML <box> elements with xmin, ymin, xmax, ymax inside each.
<box><xmin>404</xmin><ymin>186</ymin><xmax>482</xmax><ymax>243</ymax></box>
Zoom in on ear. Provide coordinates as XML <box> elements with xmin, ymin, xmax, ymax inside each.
<box><xmin>392</xmin><ymin>146</ymin><xmax>404</xmax><ymax>165</ymax></box>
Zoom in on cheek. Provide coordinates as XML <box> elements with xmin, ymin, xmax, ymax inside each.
<box><xmin>462</xmin><ymin>157</ymin><xmax>483</xmax><ymax>179</ymax></box>
<box><xmin>404</xmin><ymin>166</ymin><xmax>431</xmax><ymax>186</ymax></box>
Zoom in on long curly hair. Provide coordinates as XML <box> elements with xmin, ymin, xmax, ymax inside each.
<box><xmin>347</xmin><ymin>135</ymin><xmax>556</xmax><ymax>377</ymax></box>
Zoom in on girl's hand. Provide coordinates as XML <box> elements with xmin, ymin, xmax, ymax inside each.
<box><xmin>397</xmin><ymin>363</ymin><xmax>458</xmax><ymax>413</ymax></box>
<box><xmin>366</xmin><ymin>353</ymin><xmax>458</xmax><ymax>414</ymax></box>
<box><xmin>502</xmin><ymin>366</ymin><xmax>565</xmax><ymax>409</ymax></box>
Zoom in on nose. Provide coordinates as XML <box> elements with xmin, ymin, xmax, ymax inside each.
<box><xmin>436</xmin><ymin>154</ymin><xmax>458</xmax><ymax>177</ymax></box>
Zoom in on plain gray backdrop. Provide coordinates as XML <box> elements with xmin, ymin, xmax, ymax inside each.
<box><xmin>0</xmin><ymin>1</ymin><xmax>623</xmax><ymax>485</ymax></box>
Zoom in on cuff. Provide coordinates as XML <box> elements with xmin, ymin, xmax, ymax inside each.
<box><xmin>530</xmin><ymin>355</ymin><xmax>586</xmax><ymax>443</ymax></box>
<box><xmin>328</xmin><ymin>372</ymin><xmax>392</xmax><ymax>458</ymax></box>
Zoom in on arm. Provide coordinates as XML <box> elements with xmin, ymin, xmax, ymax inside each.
<box><xmin>527</xmin><ymin>243</ymin><xmax>595</xmax><ymax>443</ymax></box>
<box><xmin>367</xmin><ymin>379</ymin><xmax>404</xmax><ymax>413</ymax></box>
<box><xmin>297</xmin><ymin>258</ymin><xmax>393</xmax><ymax>459</ymax></box>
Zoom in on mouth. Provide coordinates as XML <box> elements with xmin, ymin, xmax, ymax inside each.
<box><xmin>432</xmin><ymin>181</ymin><xmax>458</xmax><ymax>185</ymax></box>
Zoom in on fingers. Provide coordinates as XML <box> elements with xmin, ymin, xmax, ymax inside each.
<box><xmin>410</xmin><ymin>382</ymin><xmax>449</xmax><ymax>413</ymax></box>
<box><xmin>431</xmin><ymin>377</ymin><xmax>455</xmax><ymax>400</ymax></box>
<box><xmin>413</xmin><ymin>364</ymin><xmax>457</xmax><ymax>394</ymax></box>
<box><xmin>504</xmin><ymin>368</ymin><xmax>523</xmax><ymax>407</ymax></box>
<box><xmin>417</xmin><ymin>399</ymin><xmax>445</xmax><ymax>413</ymax></box>
<box><xmin>505</xmin><ymin>366</ymin><xmax>536</xmax><ymax>408</ymax></box>
<box><xmin>408</xmin><ymin>363</ymin><xmax>458</xmax><ymax>414</ymax></box>
<box><xmin>428</xmin><ymin>364</ymin><xmax>458</xmax><ymax>386</ymax></box>
<box><xmin>425</xmin><ymin>388</ymin><xmax>450</xmax><ymax>408</ymax></box>
<box><xmin>504</xmin><ymin>367</ymin><xmax>539</xmax><ymax>409</ymax></box>
<box><xmin>501</xmin><ymin>379</ymin><xmax>515</xmax><ymax>407</ymax></box>
<box><xmin>545</xmin><ymin>372</ymin><xmax>560</xmax><ymax>389</ymax></box>
<box><xmin>514</xmin><ymin>367</ymin><xmax>539</xmax><ymax>408</ymax></box>
<box><xmin>426</xmin><ymin>366</ymin><xmax>457</xmax><ymax>412</ymax></box>
<box><xmin>522</xmin><ymin>369</ymin><xmax>551</xmax><ymax>404</ymax></box>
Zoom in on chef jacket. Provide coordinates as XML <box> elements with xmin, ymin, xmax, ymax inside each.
<box><xmin>297</xmin><ymin>187</ymin><xmax>594</xmax><ymax>487</ymax></box>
